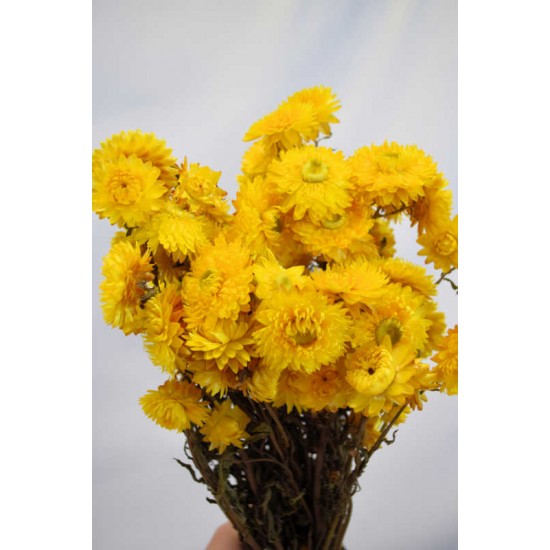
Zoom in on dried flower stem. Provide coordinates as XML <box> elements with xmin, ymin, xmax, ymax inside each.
<box><xmin>181</xmin><ymin>402</ymin><xmax>379</xmax><ymax>549</ymax></box>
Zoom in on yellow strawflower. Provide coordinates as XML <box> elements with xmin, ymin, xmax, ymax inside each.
<box><xmin>100</xmin><ymin>239</ymin><xmax>155</xmax><ymax>335</ymax></box>
<box><xmin>409</xmin><ymin>176</ymin><xmax>453</xmax><ymax>234</ymax></box>
<box><xmin>273</xmin><ymin>369</ymin><xmax>316</xmax><ymax>413</ymax></box>
<box><xmin>290</xmin><ymin>203</ymin><xmax>378</xmax><ymax>263</ymax></box>
<box><xmin>417</xmin><ymin>214</ymin><xmax>458</xmax><ymax>272</ymax></box>
<box><xmin>345</xmin><ymin>345</ymin><xmax>396</xmax><ymax>398</ymax></box>
<box><xmin>134</xmin><ymin>202</ymin><xmax>209</xmax><ymax>263</ymax></box>
<box><xmin>432</xmin><ymin>325</ymin><xmax>458</xmax><ymax>395</ymax></box>
<box><xmin>311</xmin><ymin>260</ymin><xmax>389</xmax><ymax>307</ymax></box>
<box><xmin>141</xmin><ymin>283</ymin><xmax>188</xmax><ymax>375</ymax></box>
<box><xmin>300</xmin><ymin>363</ymin><xmax>347</xmax><ymax>411</ymax></box>
<box><xmin>350</xmin><ymin>141</ymin><xmax>439</xmax><ymax>209</ymax></box>
<box><xmin>92</xmin><ymin>154</ymin><xmax>166</xmax><ymax>228</ymax></box>
<box><xmin>188</xmin><ymin>359</ymin><xmax>241</xmax><ymax>397</ymax></box>
<box><xmin>243</xmin><ymin>100</ymin><xmax>316</xmax><ymax>151</ymax></box>
<box><xmin>350</xmin><ymin>284</ymin><xmax>431</xmax><ymax>357</ymax></box>
<box><xmin>417</xmin><ymin>297</ymin><xmax>447</xmax><ymax>355</ymax></box>
<box><xmin>286</xmin><ymin>85</ymin><xmax>341</xmax><ymax>138</ymax></box>
<box><xmin>346</xmin><ymin>344</ymin><xmax>436</xmax><ymax>416</ymax></box>
<box><xmin>186</xmin><ymin>317</ymin><xmax>255</xmax><ymax>373</ymax></box>
<box><xmin>375</xmin><ymin>258</ymin><xmax>437</xmax><ymax>298</ymax></box>
<box><xmin>242</xmin><ymin>360</ymin><xmax>280</xmax><ymax>403</ymax></box>
<box><xmin>182</xmin><ymin>235</ymin><xmax>254</xmax><ymax>329</ymax></box>
<box><xmin>230</xmin><ymin>175</ymin><xmax>285</xmax><ymax>259</ymax></box>
<box><xmin>241</xmin><ymin>140</ymin><xmax>277</xmax><ymax>178</ymax></box>
<box><xmin>267</xmin><ymin>145</ymin><xmax>352</xmax><ymax>223</ymax></box>
<box><xmin>200</xmin><ymin>400</ymin><xmax>250</xmax><ymax>453</ymax></box>
<box><xmin>175</xmin><ymin>159</ymin><xmax>230</xmax><ymax>225</ymax></box>
<box><xmin>272</xmin><ymin>359</ymin><xmax>347</xmax><ymax>412</ymax></box>
<box><xmin>140</xmin><ymin>379</ymin><xmax>209</xmax><ymax>431</ymax></box>
<box><xmin>92</xmin><ymin>130</ymin><xmax>178</xmax><ymax>187</ymax></box>
<box><xmin>252</xmin><ymin>251</ymin><xmax>308</xmax><ymax>300</ymax></box>
<box><xmin>254</xmin><ymin>288</ymin><xmax>351</xmax><ymax>373</ymax></box>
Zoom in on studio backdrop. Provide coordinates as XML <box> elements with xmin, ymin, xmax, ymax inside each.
<box><xmin>92</xmin><ymin>1</ymin><xmax>457</xmax><ymax>548</ymax></box>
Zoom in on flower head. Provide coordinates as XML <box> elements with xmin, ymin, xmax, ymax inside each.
<box><xmin>417</xmin><ymin>215</ymin><xmax>458</xmax><ymax>272</ymax></box>
<box><xmin>311</xmin><ymin>260</ymin><xmax>389</xmax><ymax>307</ymax></box>
<box><xmin>243</xmin><ymin>100</ymin><xmax>316</xmax><ymax>151</ymax></box>
<box><xmin>134</xmin><ymin>203</ymin><xmax>209</xmax><ymax>263</ymax></box>
<box><xmin>409</xmin><ymin>177</ymin><xmax>453</xmax><ymax>234</ymax></box>
<box><xmin>286</xmin><ymin>85</ymin><xmax>341</xmax><ymax>138</ymax></box>
<box><xmin>350</xmin><ymin>284</ymin><xmax>431</xmax><ymax>356</ymax></box>
<box><xmin>376</xmin><ymin>258</ymin><xmax>437</xmax><ymax>298</ymax></box>
<box><xmin>253</xmin><ymin>251</ymin><xmax>308</xmax><ymax>300</ymax></box>
<box><xmin>183</xmin><ymin>235</ymin><xmax>254</xmax><ymax>329</ymax></box>
<box><xmin>100</xmin><ymin>239</ymin><xmax>155</xmax><ymax>334</ymax></box>
<box><xmin>242</xmin><ymin>360</ymin><xmax>280</xmax><ymax>403</ymax></box>
<box><xmin>267</xmin><ymin>145</ymin><xmax>352</xmax><ymax>222</ymax></box>
<box><xmin>200</xmin><ymin>400</ymin><xmax>250</xmax><ymax>454</ymax></box>
<box><xmin>92</xmin><ymin>130</ymin><xmax>178</xmax><ymax>187</ymax></box>
<box><xmin>346</xmin><ymin>345</ymin><xmax>436</xmax><ymax>416</ymax></box>
<box><xmin>290</xmin><ymin>203</ymin><xmax>378</xmax><ymax>263</ymax></box>
<box><xmin>254</xmin><ymin>288</ymin><xmax>351</xmax><ymax>373</ymax></box>
<box><xmin>92</xmin><ymin>154</ymin><xmax>166</xmax><ymax>228</ymax></box>
<box><xmin>230</xmin><ymin>175</ymin><xmax>282</xmax><ymax>257</ymax></box>
<box><xmin>345</xmin><ymin>345</ymin><xmax>396</xmax><ymax>397</ymax></box>
<box><xmin>140</xmin><ymin>379</ymin><xmax>209</xmax><ymax>431</ymax></box>
<box><xmin>141</xmin><ymin>283</ymin><xmax>188</xmax><ymax>375</ymax></box>
<box><xmin>175</xmin><ymin>159</ymin><xmax>230</xmax><ymax>224</ymax></box>
<box><xmin>241</xmin><ymin>140</ymin><xmax>277</xmax><ymax>178</ymax></box>
<box><xmin>188</xmin><ymin>360</ymin><xmax>241</xmax><ymax>397</ymax></box>
<box><xmin>350</xmin><ymin>141</ymin><xmax>439</xmax><ymax>209</ymax></box>
<box><xmin>186</xmin><ymin>317</ymin><xmax>255</xmax><ymax>373</ymax></box>
<box><xmin>432</xmin><ymin>325</ymin><xmax>458</xmax><ymax>395</ymax></box>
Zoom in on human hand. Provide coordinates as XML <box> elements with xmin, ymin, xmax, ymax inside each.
<box><xmin>205</xmin><ymin>522</ymin><xmax>241</xmax><ymax>550</ymax></box>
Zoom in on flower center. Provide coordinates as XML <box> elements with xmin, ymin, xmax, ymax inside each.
<box><xmin>312</xmin><ymin>370</ymin><xmax>338</xmax><ymax>397</ymax></box>
<box><xmin>275</xmin><ymin>273</ymin><xmax>293</xmax><ymax>291</ymax></box>
<box><xmin>290</xmin><ymin>329</ymin><xmax>318</xmax><ymax>346</ymax></box>
<box><xmin>109</xmin><ymin>170</ymin><xmax>142</xmax><ymax>204</ymax></box>
<box><xmin>380</xmin><ymin>152</ymin><xmax>400</xmax><ymax>172</ymax></box>
<box><xmin>287</xmin><ymin>309</ymin><xmax>320</xmax><ymax>346</ymax></box>
<box><xmin>435</xmin><ymin>232</ymin><xmax>457</xmax><ymax>256</ymax></box>
<box><xmin>261</xmin><ymin>209</ymin><xmax>282</xmax><ymax>233</ymax></box>
<box><xmin>375</xmin><ymin>318</ymin><xmax>403</xmax><ymax>346</ymax></box>
<box><xmin>301</xmin><ymin>159</ymin><xmax>329</xmax><ymax>183</ymax></box>
<box><xmin>199</xmin><ymin>268</ymin><xmax>222</xmax><ymax>292</ymax></box>
<box><xmin>321</xmin><ymin>213</ymin><xmax>345</xmax><ymax>229</ymax></box>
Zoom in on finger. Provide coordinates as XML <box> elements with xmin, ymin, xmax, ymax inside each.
<box><xmin>205</xmin><ymin>522</ymin><xmax>241</xmax><ymax>550</ymax></box>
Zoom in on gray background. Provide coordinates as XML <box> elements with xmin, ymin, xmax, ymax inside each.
<box><xmin>93</xmin><ymin>1</ymin><xmax>457</xmax><ymax>548</ymax></box>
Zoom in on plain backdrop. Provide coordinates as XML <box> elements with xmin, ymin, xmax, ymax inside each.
<box><xmin>92</xmin><ymin>1</ymin><xmax>458</xmax><ymax>549</ymax></box>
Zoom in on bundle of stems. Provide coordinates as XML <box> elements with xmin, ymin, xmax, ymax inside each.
<box><xmin>180</xmin><ymin>392</ymin><xmax>405</xmax><ymax>550</ymax></box>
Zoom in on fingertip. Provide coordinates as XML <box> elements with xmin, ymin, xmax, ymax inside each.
<box><xmin>205</xmin><ymin>522</ymin><xmax>241</xmax><ymax>550</ymax></box>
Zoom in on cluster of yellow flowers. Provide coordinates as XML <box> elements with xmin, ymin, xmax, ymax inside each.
<box><xmin>93</xmin><ymin>86</ymin><xmax>458</xmax><ymax>455</ymax></box>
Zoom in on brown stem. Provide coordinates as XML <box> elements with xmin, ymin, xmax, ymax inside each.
<box><xmin>332</xmin><ymin>497</ymin><xmax>353</xmax><ymax>549</ymax></box>
<box><xmin>366</xmin><ymin>404</ymin><xmax>407</xmax><ymax>460</ymax></box>
<box><xmin>264</xmin><ymin>403</ymin><xmax>291</xmax><ymax>449</ymax></box>
<box><xmin>185</xmin><ymin>430</ymin><xmax>262</xmax><ymax>550</ymax></box>
<box><xmin>435</xmin><ymin>266</ymin><xmax>456</xmax><ymax>285</ymax></box>
<box><xmin>257</xmin><ymin>406</ymin><xmax>313</xmax><ymax>523</ymax></box>
<box><xmin>313</xmin><ymin>427</ymin><xmax>328</xmax><ymax>543</ymax></box>
<box><xmin>372</xmin><ymin>205</ymin><xmax>409</xmax><ymax>219</ymax></box>
<box><xmin>239</xmin><ymin>449</ymin><xmax>259</xmax><ymax>497</ymax></box>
